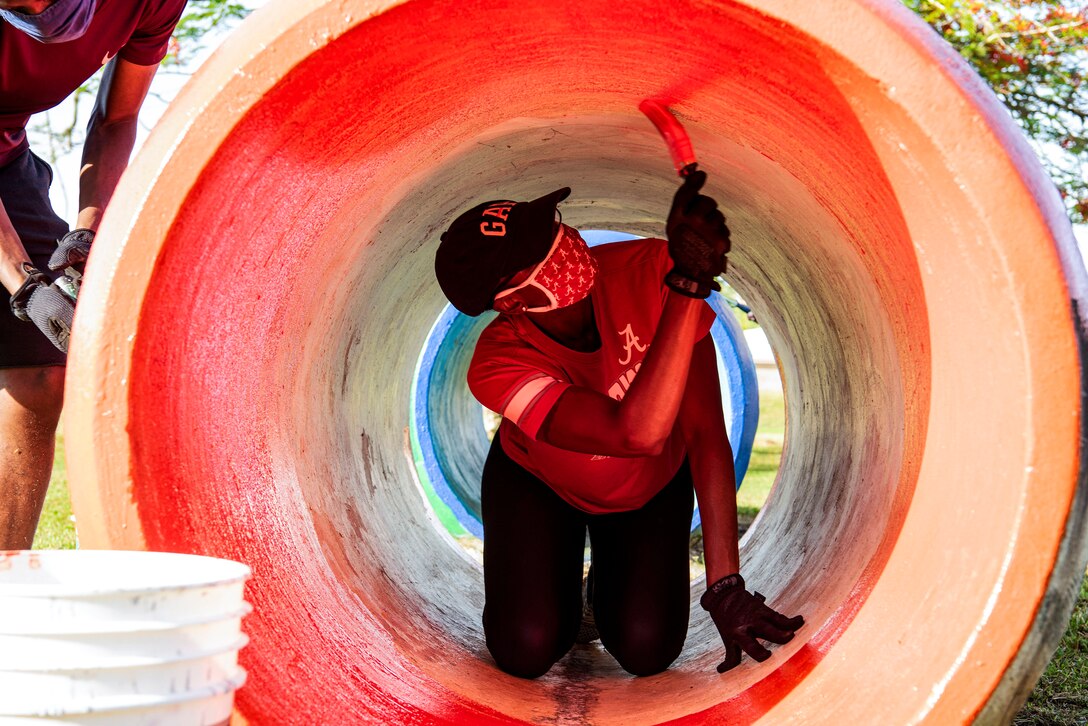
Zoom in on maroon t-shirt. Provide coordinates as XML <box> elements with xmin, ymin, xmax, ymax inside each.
<box><xmin>0</xmin><ymin>0</ymin><xmax>186</xmax><ymax>167</ymax></box>
<box><xmin>468</xmin><ymin>238</ymin><xmax>716</xmax><ymax>514</ymax></box>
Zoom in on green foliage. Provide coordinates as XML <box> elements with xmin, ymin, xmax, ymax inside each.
<box><xmin>163</xmin><ymin>0</ymin><xmax>250</xmax><ymax>67</ymax></box>
<box><xmin>904</xmin><ymin>0</ymin><xmax>1088</xmax><ymax>222</ymax></box>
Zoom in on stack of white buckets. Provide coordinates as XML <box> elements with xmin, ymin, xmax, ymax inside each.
<box><xmin>0</xmin><ymin>550</ymin><xmax>251</xmax><ymax>725</ymax></box>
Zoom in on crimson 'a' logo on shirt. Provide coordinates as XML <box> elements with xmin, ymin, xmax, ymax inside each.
<box><xmin>617</xmin><ymin>323</ymin><xmax>647</xmax><ymax>365</ymax></box>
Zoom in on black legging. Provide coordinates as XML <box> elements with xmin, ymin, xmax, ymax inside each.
<box><xmin>481</xmin><ymin>431</ymin><xmax>694</xmax><ymax>678</ymax></box>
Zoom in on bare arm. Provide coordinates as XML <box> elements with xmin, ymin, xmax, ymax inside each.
<box><xmin>679</xmin><ymin>335</ymin><xmax>740</xmax><ymax>582</ymax></box>
<box><xmin>535</xmin><ymin>170</ymin><xmax>728</xmax><ymax>458</ymax></box>
<box><xmin>537</xmin><ymin>290</ymin><xmax>708</xmax><ymax>457</ymax></box>
<box><xmin>0</xmin><ymin>202</ymin><xmax>33</xmax><ymax>294</ymax></box>
<box><xmin>76</xmin><ymin>58</ymin><xmax>159</xmax><ymax>231</ymax></box>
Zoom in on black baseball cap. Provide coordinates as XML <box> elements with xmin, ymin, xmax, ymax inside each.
<box><xmin>435</xmin><ymin>187</ymin><xmax>571</xmax><ymax>316</ymax></box>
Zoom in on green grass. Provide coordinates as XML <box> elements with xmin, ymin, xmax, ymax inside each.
<box><xmin>33</xmin><ymin>397</ymin><xmax>1088</xmax><ymax>720</ymax></box>
<box><xmin>737</xmin><ymin>390</ymin><xmax>784</xmax><ymax>520</ymax></box>
<box><xmin>753</xmin><ymin>384</ymin><xmax>785</xmax><ymax>436</ymax></box>
<box><xmin>736</xmin><ymin>442</ymin><xmax>779</xmax><ymax>521</ymax></box>
<box><xmin>1015</xmin><ymin>572</ymin><xmax>1088</xmax><ymax>725</ymax></box>
<box><xmin>31</xmin><ymin>433</ymin><xmax>76</xmax><ymax>550</ymax></box>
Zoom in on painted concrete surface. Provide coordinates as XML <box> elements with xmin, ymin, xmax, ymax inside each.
<box><xmin>63</xmin><ymin>0</ymin><xmax>1088</xmax><ymax>723</ymax></box>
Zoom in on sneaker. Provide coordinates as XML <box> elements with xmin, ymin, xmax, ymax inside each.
<box><xmin>575</xmin><ymin>566</ymin><xmax>599</xmax><ymax>644</ymax></box>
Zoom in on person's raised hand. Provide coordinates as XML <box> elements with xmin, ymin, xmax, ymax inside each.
<box><xmin>665</xmin><ymin>170</ymin><xmax>731</xmax><ymax>299</ymax></box>
<box><xmin>701</xmin><ymin>573</ymin><xmax>803</xmax><ymax>673</ymax></box>
<box><xmin>9</xmin><ymin>264</ymin><xmax>75</xmax><ymax>353</ymax></box>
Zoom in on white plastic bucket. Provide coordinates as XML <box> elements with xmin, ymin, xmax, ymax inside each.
<box><xmin>0</xmin><ymin>550</ymin><xmax>251</xmax><ymax>725</ymax></box>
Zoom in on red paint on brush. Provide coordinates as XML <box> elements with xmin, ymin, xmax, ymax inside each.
<box><xmin>640</xmin><ymin>100</ymin><xmax>698</xmax><ymax>176</ymax></box>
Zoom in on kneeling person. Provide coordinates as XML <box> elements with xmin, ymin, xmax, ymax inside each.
<box><xmin>434</xmin><ymin>172</ymin><xmax>803</xmax><ymax>678</ymax></box>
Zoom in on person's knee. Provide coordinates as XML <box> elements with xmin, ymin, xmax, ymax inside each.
<box><xmin>604</xmin><ymin>618</ymin><xmax>687</xmax><ymax>677</ymax></box>
<box><xmin>485</xmin><ymin>614</ymin><xmax>571</xmax><ymax>679</ymax></box>
<box><xmin>0</xmin><ymin>366</ymin><xmax>65</xmax><ymax>426</ymax></box>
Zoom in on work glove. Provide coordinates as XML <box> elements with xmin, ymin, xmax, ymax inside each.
<box><xmin>665</xmin><ymin>170</ymin><xmax>731</xmax><ymax>299</ymax></box>
<box><xmin>10</xmin><ymin>263</ymin><xmax>76</xmax><ymax>353</ymax></box>
<box><xmin>48</xmin><ymin>227</ymin><xmax>94</xmax><ymax>300</ymax></box>
<box><xmin>701</xmin><ymin>573</ymin><xmax>804</xmax><ymax>673</ymax></box>
<box><xmin>49</xmin><ymin>228</ymin><xmax>94</xmax><ymax>276</ymax></box>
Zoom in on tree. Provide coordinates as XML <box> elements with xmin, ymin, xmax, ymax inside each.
<box><xmin>166</xmin><ymin>0</ymin><xmax>249</xmax><ymax>59</ymax></box>
<box><xmin>904</xmin><ymin>0</ymin><xmax>1088</xmax><ymax>223</ymax></box>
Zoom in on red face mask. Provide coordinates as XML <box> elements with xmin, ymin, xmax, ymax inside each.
<box><xmin>494</xmin><ymin>224</ymin><xmax>598</xmax><ymax>313</ymax></box>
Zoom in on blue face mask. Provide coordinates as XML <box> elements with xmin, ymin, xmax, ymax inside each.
<box><xmin>0</xmin><ymin>0</ymin><xmax>96</xmax><ymax>44</ymax></box>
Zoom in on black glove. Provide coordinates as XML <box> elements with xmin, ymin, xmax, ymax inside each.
<box><xmin>10</xmin><ymin>263</ymin><xmax>75</xmax><ymax>353</ymax></box>
<box><xmin>665</xmin><ymin>170</ymin><xmax>731</xmax><ymax>298</ymax></box>
<box><xmin>701</xmin><ymin>573</ymin><xmax>804</xmax><ymax>673</ymax></box>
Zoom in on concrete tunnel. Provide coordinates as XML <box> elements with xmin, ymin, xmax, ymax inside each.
<box><xmin>63</xmin><ymin>0</ymin><xmax>1088</xmax><ymax>723</ymax></box>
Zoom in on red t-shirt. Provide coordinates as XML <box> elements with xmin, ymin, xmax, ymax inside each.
<box><xmin>468</xmin><ymin>237</ymin><xmax>715</xmax><ymax>514</ymax></box>
<box><xmin>0</xmin><ymin>0</ymin><xmax>186</xmax><ymax>167</ymax></box>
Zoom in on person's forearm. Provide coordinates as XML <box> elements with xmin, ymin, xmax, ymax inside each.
<box><xmin>76</xmin><ymin>113</ymin><xmax>138</xmax><ymax>231</ymax></box>
<box><xmin>612</xmin><ymin>291</ymin><xmax>706</xmax><ymax>451</ymax></box>
<box><xmin>690</xmin><ymin>436</ymin><xmax>741</xmax><ymax>583</ymax></box>
<box><xmin>0</xmin><ymin>200</ymin><xmax>33</xmax><ymax>295</ymax></box>
<box><xmin>540</xmin><ymin>290</ymin><xmax>708</xmax><ymax>457</ymax></box>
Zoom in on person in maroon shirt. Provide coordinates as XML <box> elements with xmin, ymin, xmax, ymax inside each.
<box><xmin>435</xmin><ymin>173</ymin><xmax>804</xmax><ymax>677</ymax></box>
<box><xmin>0</xmin><ymin>0</ymin><xmax>186</xmax><ymax>548</ymax></box>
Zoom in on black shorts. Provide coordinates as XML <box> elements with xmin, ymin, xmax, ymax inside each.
<box><xmin>0</xmin><ymin>149</ymin><xmax>69</xmax><ymax>368</ymax></box>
